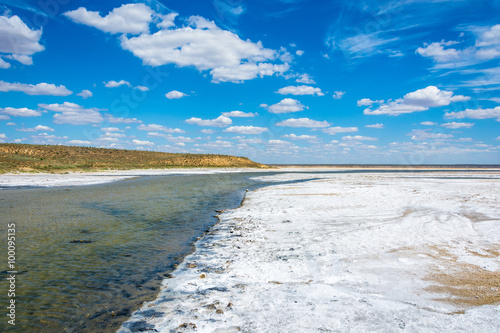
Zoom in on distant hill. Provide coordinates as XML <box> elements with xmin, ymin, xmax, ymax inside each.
<box><xmin>0</xmin><ymin>143</ymin><xmax>268</xmax><ymax>173</ymax></box>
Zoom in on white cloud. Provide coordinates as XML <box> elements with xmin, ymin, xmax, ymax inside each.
<box><xmin>282</xmin><ymin>134</ymin><xmax>317</xmax><ymax>140</ymax></box>
<box><xmin>497</xmin><ymin>136</ymin><xmax>500</xmax><ymax>141</ymax></box>
<box><xmin>295</xmin><ymin>73</ymin><xmax>315</xmax><ymax>84</ymax></box>
<box><xmin>276</xmin><ymin>85</ymin><xmax>324</xmax><ymax>96</ymax></box>
<box><xmin>440</xmin><ymin>122</ymin><xmax>474</xmax><ymax>129</ymax></box>
<box><xmin>221</xmin><ymin>110</ymin><xmax>257</xmax><ymax>117</ymax></box>
<box><xmin>276</xmin><ymin>118</ymin><xmax>330</xmax><ymax>128</ymax></box>
<box><xmin>132</xmin><ymin>139</ymin><xmax>154</xmax><ymax>146</ymax></box>
<box><xmin>409</xmin><ymin>129</ymin><xmax>453</xmax><ymax>141</ymax></box>
<box><xmin>365</xmin><ymin>123</ymin><xmax>384</xmax><ymax>129</ymax></box>
<box><xmin>416</xmin><ymin>24</ymin><xmax>500</xmax><ymax>67</ymax></box>
<box><xmin>0</xmin><ymin>133</ymin><xmax>7</xmax><ymax>141</ymax></box>
<box><xmin>416</xmin><ymin>41</ymin><xmax>462</xmax><ymax>62</ymax></box>
<box><xmin>0</xmin><ymin>58</ymin><xmax>11</xmax><ymax>69</ymax></box>
<box><xmin>5</xmin><ymin>54</ymin><xmax>33</xmax><ymax>65</ymax></box>
<box><xmin>77</xmin><ymin>89</ymin><xmax>93</xmax><ymax>98</ymax></box>
<box><xmin>0</xmin><ymin>15</ymin><xmax>44</xmax><ymax>65</ymax></box>
<box><xmin>0</xmin><ymin>107</ymin><xmax>41</xmax><ymax>117</ymax></box>
<box><xmin>201</xmin><ymin>129</ymin><xmax>215</xmax><ymax>134</ymax></box>
<box><xmin>64</xmin><ymin>4</ymin><xmax>153</xmax><ymax>34</ymax></box>
<box><xmin>420</xmin><ymin>121</ymin><xmax>437</xmax><ymax>126</ymax></box>
<box><xmin>165</xmin><ymin>90</ymin><xmax>187</xmax><ymax>99</ymax></box>
<box><xmin>223</xmin><ymin>126</ymin><xmax>268</xmax><ymax>134</ymax></box>
<box><xmin>185</xmin><ymin>115</ymin><xmax>232</xmax><ymax>127</ymax></box>
<box><xmin>137</xmin><ymin>124</ymin><xmax>185</xmax><ymax>133</ymax></box>
<box><xmin>357</xmin><ymin>98</ymin><xmax>383</xmax><ymax>106</ymax></box>
<box><xmin>105</xmin><ymin>114</ymin><xmax>142</xmax><ymax>124</ymax></box>
<box><xmin>30</xmin><ymin>132</ymin><xmax>68</xmax><ymax>144</ymax></box>
<box><xmin>67</xmin><ymin>140</ymin><xmax>92</xmax><ymax>145</ymax></box>
<box><xmin>104</xmin><ymin>80</ymin><xmax>131</xmax><ymax>88</ymax></box>
<box><xmin>296</xmin><ymin>50</ymin><xmax>304</xmax><ymax>56</ymax></box>
<box><xmin>0</xmin><ymin>81</ymin><xmax>72</xmax><ymax>96</ymax></box>
<box><xmin>363</xmin><ymin>86</ymin><xmax>470</xmax><ymax>116</ymax></box>
<box><xmin>266</xmin><ymin>98</ymin><xmax>305</xmax><ymax>114</ymax></box>
<box><xmin>17</xmin><ymin>125</ymin><xmax>54</xmax><ymax>132</ymax></box>
<box><xmin>330</xmin><ymin>31</ymin><xmax>400</xmax><ymax>59</ymax></box>
<box><xmin>323</xmin><ymin>126</ymin><xmax>358</xmax><ymax>135</ymax></box>
<box><xmin>39</xmin><ymin>102</ymin><xmax>104</xmax><ymax>125</ymax></box>
<box><xmin>332</xmin><ymin>91</ymin><xmax>345</xmax><ymax>99</ymax></box>
<box><xmin>342</xmin><ymin>135</ymin><xmax>377</xmax><ymax>141</ymax></box>
<box><xmin>445</xmin><ymin>106</ymin><xmax>500</xmax><ymax>121</ymax></box>
<box><xmin>101</xmin><ymin>127</ymin><xmax>121</xmax><ymax>132</ymax></box>
<box><xmin>135</xmin><ymin>85</ymin><xmax>149</xmax><ymax>91</ymax></box>
<box><xmin>120</xmin><ymin>15</ymin><xmax>288</xmax><ymax>82</ymax></box>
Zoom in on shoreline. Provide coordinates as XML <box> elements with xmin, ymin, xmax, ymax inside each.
<box><xmin>119</xmin><ymin>171</ymin><xmax>500</xmax><ymax>332</ymax></box>
<box><xmin>1</xmin><ymin>166</ymin><xmax>500</xmax><ymax>188</ymax></box>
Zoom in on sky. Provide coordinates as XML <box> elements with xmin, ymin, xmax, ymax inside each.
<box><xmin>0</xmin><ymin>0</ymin><xmax>499</xmax><ymax>164</ymax></box>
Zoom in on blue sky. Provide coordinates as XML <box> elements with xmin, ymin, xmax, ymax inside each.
<box><xmin>0</xmin><ymin>0</ymin><xmax>499</xmax><ymax>164</ymax></box>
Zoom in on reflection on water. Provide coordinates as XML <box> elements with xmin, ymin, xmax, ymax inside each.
<box><xmin>0</xmin><ymin>173</ymin><xmax>272</xmax><ymax>333</ymax></box>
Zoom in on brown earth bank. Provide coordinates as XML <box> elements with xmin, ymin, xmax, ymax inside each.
<box><xmin>0</xmin><ymin>143</ymin><xmax>268</xmax><ymax>173</ymax></box>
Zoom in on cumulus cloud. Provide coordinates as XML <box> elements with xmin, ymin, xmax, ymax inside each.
<box><xmin>221</xmin><ymin>110</ymin><xmax>257</xmax><ymax>117</ymax></box>
<box><xmin>323</xmin><ymin>126</ymin><xmax>358</xmax><ymax>135</ymax></box>
<box><xmin>17</xmin><ymin>125</ymin><xmax>54</xmax><ymax>132</ymax></box>
<box><xmin>421</xmin><ymin>121</ymin><xmax>437</xmax><ymax>126</ymax></box>
<box><xmin>332</xmin><ymin>91</ymin><xmax>345</xmax><ymax>99</ymax></box>
<box><xmin>119</xmin><ymin>14</ymin><xmax>288</xmax><ymax>83</ymax></box>
<box><xmin>363</xmin><ymin>86</ymin><xmax>470</xmax><ymax>116</ymax></box>
<box><xmin>0</xmin><ymin>81</ymin><xmax>72</xmax><ymax>96</ymax></box>
<box><xmin>67</xmin><ymin>140</ymin><xmax>92</xmax><ymax>145</ymax></box>
<box><xmin>445</xmin><ymin>106</ymin><xmax>500</xmax><ymax>121</ymax></box>
<box><xmin>0</xmin><ymin>15</ymin><xmax>44</xmax><ymax>66</ymax></box>
<box><xmin>282</xmin><ymin>134</ymin><xmax>317</xmax><ymax>140</ymax></box>
<box><xmin>77</xmin><ymin>89</ymin><xmax>93</xmax><ymax>98</ymax></box>
<box><xmin>105</xmin><ymin>114</ymin><xmax>142</xmax><ymax>124</ymax></box>
<box><xmin>409</xmin><ymin>129</ymin><xmax>453</xmax><ymax>141</ymax></box>
<box><xmin>132</xmin><ymin>139</ymin><xmax>154</xmax><ymax>146</ymax></box>
<box><xmin>223</xmin><ymin>126</ymin><xmax>268</xmax><ymax>134</ymax></box>
<box><xmin>416</xmin><ymin>24</ymin><xmax>500</xmax><ymax>67</ymax></box>
<box><xmin>39</xmin><ymin>102</ymin><xmax>104</xmax><ymax>125</ymax></box>
<box><xmin>64</xmin><ymin>4</ymin><xmax>153</xmax><ymax>34</ymax></box>
<box><xmin>295</xmin><ymin>73</ymin><xmax>315</xmax><ymax>84</ymax></box>
<box><xmin>165</xmin><ymin>90</ymin><xmax>187</xmax><ymax>99</ymax></box>
<box><xmin>0</xmin><ymin>107</ymin><xmax>41</xmax><ymax>117</ymax></box>
<box><xmin>416</xmin><ymin>41</ymin><xmax>461</xmax><ymax>62</ymax></box>
<box><xmin>365</xmin><ymin>123</ymin><xmax>384</xmax><ymax>129</ymax></box>
<box><xmin>440</xmin><ymin>122</ymin><xmax>474</xmax><ymax>129</ymax></box>
<box><xmin>275</xmin><ymin>118</ymin><xmax>330</xmax><ymax>128</ymax></box>
<box><xmin>104</xmin><ymin>80</ymin><xmax>131</xmax><ymax>88</ymax></box>
<box><xmin>185</xmin><ymin>115</ymin><xmax>232</xmax><ymax>127</ymax></box>
<box><xmin>276</xmin><ymin>85</ymin><xmax>324</xmax><ymax>96</ymax></box>
<box><xmin>342</xmin><ymin>135</ymin><xmax>377</xmax><ymax>141</ymax></box>
<box><xmin>265</xmin><ymin>98</ymin><xmax>305</xmax><ymax>114</ymax></box>
<box><xmin>357</xmin><ymin>98</ymin><xmax>383</xmax><ymax>106</ymax></box>
<box><xmin>201</xmin><ymin>129</ymin><xmax>215</xmax><ymax>134</ymax></box>
<box><xmin>137</xmin><ymin>123</ymin><xmax>185</xmax><ymax>133</ymax></box>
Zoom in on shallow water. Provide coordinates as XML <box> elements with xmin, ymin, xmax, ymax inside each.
<box><xmin>0</xmin><ymin>172</ymin><xmax>276</xmax><ymax>333</ymax></box>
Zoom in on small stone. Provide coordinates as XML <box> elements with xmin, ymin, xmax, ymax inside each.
<box><xmin>216</xmin><ymin>309</ymin><xmax>224</xmax><ymax>314</ymax></box>
<box><xmin>178</xmin><ymin>323</ymin><xmax>197</xmax><ymax>329</ymax></box>
<box><xmin>200</xmin><ymin>273</ymin><xmax>207</xmax><ymax>279</ymax></box>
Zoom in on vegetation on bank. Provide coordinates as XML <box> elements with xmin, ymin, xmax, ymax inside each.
<box><xmin>0</xmin><ymin>143</ymin><xmax>268</xmax><ymax>173</ymax></box>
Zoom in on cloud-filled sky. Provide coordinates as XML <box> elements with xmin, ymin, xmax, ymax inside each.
<box><xmin>0</xmin><ymin>0</ymin><xmax>499</xmax><ymax>164</ymax></box>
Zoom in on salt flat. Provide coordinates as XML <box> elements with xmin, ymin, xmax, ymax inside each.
<box><xmin>120</xmin><ymin>171</ymin><xmax>500</xmax><ymax>333</ymax></box>
<box><xmin>0</xmin><ymin>168</ymin><xmax>269</xmax><ymax>188</ymax></box>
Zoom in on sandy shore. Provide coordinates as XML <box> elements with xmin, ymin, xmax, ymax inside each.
<box><xmin>118</xmin><ymin>171</ymin><xmax>500</xmax><ymax>332</ymax></box>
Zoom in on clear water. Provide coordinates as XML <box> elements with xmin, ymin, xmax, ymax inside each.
<box><xmin>0</xmin><ymin>172</ymin><xmax>277</xmax><ymax>333</ymax></box>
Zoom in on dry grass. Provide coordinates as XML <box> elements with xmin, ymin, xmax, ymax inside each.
<box><xmin>0</xmin><ymin>143</ymin><xmax>268</xmax><ymax>173</ymax></box>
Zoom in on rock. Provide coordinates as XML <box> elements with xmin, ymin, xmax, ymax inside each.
<box><xmin>70</xmin><ymin>239</ymin><xmax>92</xmax><ymax>243</ymax></box>
<box><xmin>178</xmin><ymin>323</ymin><xmax>197</xmax><ymax>330</ymax></box>
<box><xmin>199</xmin><ymin>273</ymin><xmax>207</xmax><ymax>279</ymax></box>
<box><xmin>216</xmin><ymin>309</ymin><xmax>224</xmax><ymax>314</ymax></box>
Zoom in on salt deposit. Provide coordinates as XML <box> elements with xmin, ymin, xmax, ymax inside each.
<box><xmin>119</xmin><ymin>171</ymin><xmax>500</xmax><ymax>333</ymax></box>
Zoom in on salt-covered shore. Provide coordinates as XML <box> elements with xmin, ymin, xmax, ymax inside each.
<box><xmin>119</xmin><ymin>171</ymin><xmax>500</xmax><ymax>333</ymax></box>
<box><xmin>0</xmin><ymin>168</ymin><xmax>272</xmax><ymax>188</ymax></box>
